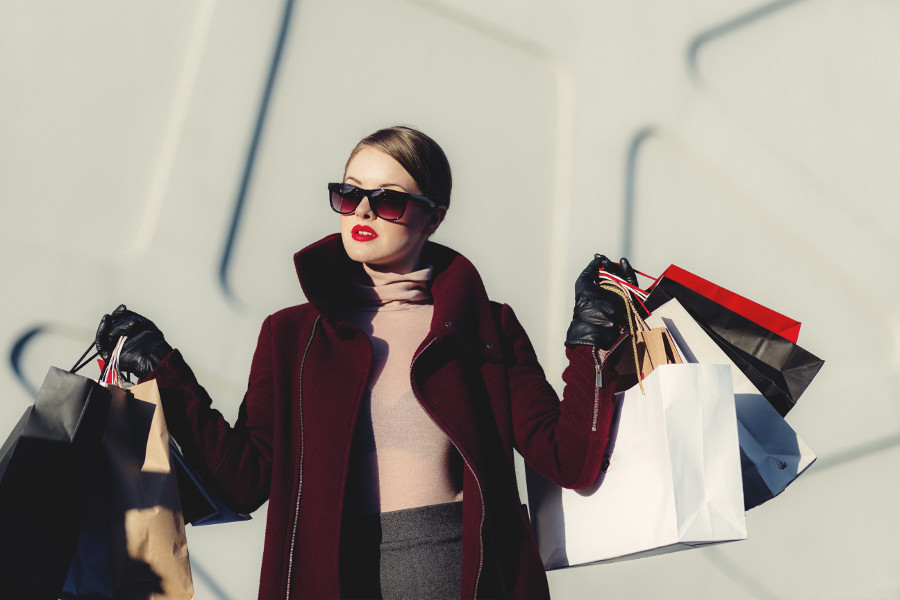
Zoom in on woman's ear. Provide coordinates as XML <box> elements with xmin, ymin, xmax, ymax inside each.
<box><xmin>425</xmin><ymin>205</ymin><xmax>447</xmax><ymax>235</ymax></box>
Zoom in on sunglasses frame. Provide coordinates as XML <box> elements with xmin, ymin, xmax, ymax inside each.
<box><xmin>328</xmin><ymin>182</ymin><xmax>437</xmax><ymax>221</ymax></box>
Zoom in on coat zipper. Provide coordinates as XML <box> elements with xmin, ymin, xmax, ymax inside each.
<box><xmin>410</xmin><ymin>337</ymin><xmax>485</xmax><ymax>597</ymax></box>
<box><xmin>592</xmin><ymin>336</ymin><xmax>629</xmax><ymax>431</ymax></box>
<box><xmin>285</xmin><ymin>316</ymin><xmax>321</xmax><ymax>600</ymax></box>
<box><xmin>592</xmin><ymin>349</ymin><xmax>602</xmax><ymax>432</ymax></box>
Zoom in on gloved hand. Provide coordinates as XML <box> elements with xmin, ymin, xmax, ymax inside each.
<box><xmin>565</xmin><ymin>254</ymin><xmax>639</xmax><ymax>350</ymax></box>
<box><xmin>95</xmin><ymin>304</ymin><xmax>173</xmax><ymax>379</ymax></box>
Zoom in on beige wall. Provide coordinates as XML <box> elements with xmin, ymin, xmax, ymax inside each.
<box><xmin>2</xmin><ymin>1</ymin><xmax>897</xmax><ymax>597</ymax></box>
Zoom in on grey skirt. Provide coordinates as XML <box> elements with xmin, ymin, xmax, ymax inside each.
<box><xmin>340</xmin><ymin>501</ymin><xmax>464</xmax><ymax>599</ymax></box>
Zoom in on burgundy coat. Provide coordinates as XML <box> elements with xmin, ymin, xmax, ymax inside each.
<box><xmin>149</xmin><ymin>234</ymin><xmax>622</xmax><ymax>599</ymax></box>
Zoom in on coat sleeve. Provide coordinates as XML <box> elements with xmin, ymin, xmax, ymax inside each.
<box><xmin>500</xmin><ymin>303</ymin><xmax>625</xmax><ymax>490</ymax></box>
<box><xmin>145</xmin><ymin>316</ymin><xmax>277</xmax><ymax>513</ymax></box>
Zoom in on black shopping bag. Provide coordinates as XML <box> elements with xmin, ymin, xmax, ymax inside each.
<box><xmin>646</xmin><ymin>277</ymin><xmax>825</xmax><ymax>416</ymax></box>
<box><xmin>170</xmin><ymin>438</ymin><xmax>251</xmax><ymax>526</ymax></box>
<box><xmin>0</xmin><ymin>365</ymin><xmax>111</xmax><ymax>600</ymax></box>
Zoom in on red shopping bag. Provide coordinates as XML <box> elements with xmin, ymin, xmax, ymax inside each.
<box><xmin>650</xmin><ymin>265</ymin><xmax>801</xmax><ymax>343</ymax></box>
<box><xmin>645</xmin><ymin>266</ymin><xmax>824</xmax><ymax>416</ymax></box>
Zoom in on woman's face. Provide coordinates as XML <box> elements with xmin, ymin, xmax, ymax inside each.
<box><xmin>339</xmin><ymin>146</ymin><xmax>446</xmax><ymax>274</ymax></box>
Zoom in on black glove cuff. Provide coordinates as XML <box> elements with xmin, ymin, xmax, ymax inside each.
<box><xmin>120</xmin><ymin>333</ymin><xmax>172</xmax><ymax>379</ymax></box>
<box><xmin>145</xmin><ymin>338</ymin><xmax>173</xmax><ymax>372</ymax></box>
<box><xmin>565</xmin><ymin>319</ymin><xmax>621</xmax><ymax>350</ymax></box>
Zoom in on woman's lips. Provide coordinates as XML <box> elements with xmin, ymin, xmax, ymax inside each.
<box><xmin>351</xmin><ymin>225</ymin><xmax>378</xmax><ymax>242</ymax></box>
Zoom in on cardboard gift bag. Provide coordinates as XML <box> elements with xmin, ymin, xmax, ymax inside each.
<box><xmin>63</xmin><ymin>379</ymin><xmax>194</xmax><ymax>599</ymax></box>
<box><xmin>527</xmin><ymin>363</ymin><xmax>746</xmax><ymax>568</ymax></box>
<box><xmin>62</xmin><ymin>378</ymin><xmax>195</xmax><ymax>599</ymax></box>
<box><xmin>63</xmin><ymin>338</ymin><xmax>194</xmax><ymax>599</ymax></box>
<box><xmin>596</xmin><ymin>279</ymin><xmax>683</xmax><ymax>389</ymax></box>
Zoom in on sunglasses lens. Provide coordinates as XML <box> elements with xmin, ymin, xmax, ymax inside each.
<box><xmin>329</xmin><ymin>184</ymin><xmax>412</xmax><ymax>220</ymax></box>
<box><xmin>331</xmin><ymin>184</ymin><xmax>361</xmax><ymax>214</ymax></box>
<box><xmin>371</xmin><ymin>190</ymin><xmax>407</xmax><ymax>220</ymax></box>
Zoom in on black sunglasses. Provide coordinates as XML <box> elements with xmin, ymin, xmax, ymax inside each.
<box><xmin>328</xmin><ymin>183</ymin><xmax>437</xmax><ymax>221</ymax></box>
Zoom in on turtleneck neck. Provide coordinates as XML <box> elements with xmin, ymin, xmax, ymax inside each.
<box><xmin>347</xmin><ymin>264</ymin><xmax>434</xmax><ymax>311</ymax></box>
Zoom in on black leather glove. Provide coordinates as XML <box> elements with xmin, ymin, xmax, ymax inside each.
<box><xmin>565</xmin><ymin>254</ymin><xmax>639</xmax><ymax>350</ymax></box>
<box><xmin>95</xmin><ymin>304</ymin><xmax>173</xmax><ymax>379</ymax></box>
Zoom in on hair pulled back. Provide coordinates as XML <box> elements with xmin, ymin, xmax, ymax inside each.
<box><xmin>346</xmin><ymin>126</ymin><xmax>452</xmax><ymax>209</ymax></box>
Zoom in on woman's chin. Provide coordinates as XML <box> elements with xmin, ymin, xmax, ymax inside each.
<box><xmin>342</xmin><ymin>235</ymin><xmax>372</xmax><ymax>260</ymax></box>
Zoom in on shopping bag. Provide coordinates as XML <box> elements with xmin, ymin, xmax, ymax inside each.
<box><xmin>527</xmin><ymin>363</ymin><xmax>746</xmax><ymax>568</ymax></box>
<box><xmin>651</xmin><ymin>264</ymin><xmax>801</xmax><ymax>342</ymax></box>
<box><xmin>595</xmin><ymin>280</ymin><xmax>683</xmax><ymax>390</ymax></box>
<box><xmin>170</xmin><ymin>437</ymin><xmax>251</xmax><ymax>526</ymax></box>
<box><xmin>63</xmin><ymin>380</ymin><xmax>194</xmax><ymax>599</ymax></box>
<box><xmin>606</xmin><ymin>326</ymin><xmax>683</xmax><ymax>382</ymax></box>
<box><xmin>63</xmin><ymin>337</ymin><xmax>194</xmax><ymax>599</ymax></box>
<box><xmin>646</xmin><ymin>299</ymin><xmax>817</xmax><ymax>509</ymax></box>
<box><xmin>645</xmin><ymin>269</ymin><xmax>824</xmax><ymax>416</ymax></box>
<box><xmin>0</xmin><ymin>365</ymin><xmax>111</xmax><ymax>599</ymax></box>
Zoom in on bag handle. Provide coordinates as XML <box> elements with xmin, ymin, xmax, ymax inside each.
<box><xmin>598</xmin><ymin>280</ymin><xmax>649</xmax><ymax>393</ymax></box>
<box><xmin>70</xmin><ymin>338</ymin><xmax>130</xmax><ymax>386</ymax></box>
<box><xmin>99</xmin><ymin>337</ymin><xmax>128</xmax><ymax>387</ymax></box>
<box><xmin>598</xmin><ymin>279</ymin><xmax>683</xmax><ymax>394</ymax></box>
<box><xmin>596</xmin><ymin>268</ymin><xmax>655</xmax><ymax>312</ymax></box>
<box><xmin>71</xmin><ymin>343</ymin><xmax>100</xmax><ymax>374</ymax></box>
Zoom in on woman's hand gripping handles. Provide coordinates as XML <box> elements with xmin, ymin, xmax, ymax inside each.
<box><xmin>565</xmin><ymin>254</ymin><xmax>640</xmax><ymax>352</ymax></box>
<box><xmin>95</xmin><ymin>304</ymin><xmax>173</xmax><ymax>380</ymax></box>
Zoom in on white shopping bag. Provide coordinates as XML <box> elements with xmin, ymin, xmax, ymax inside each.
<box><xmin>646</xmin><ymin>299</ymin><xmax>817</xmax><ymax>509</ymax></box>
<box><xmin>527</xmin><ymin>363</ymin><xmax>746</xmax><ymax>568</ymax></box>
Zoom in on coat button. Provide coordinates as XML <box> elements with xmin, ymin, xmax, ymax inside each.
<box><xmin>485</xmin><ymin>342</ymin><xmax>495</xmax><ymax>350</ymax></box>
<box><xmin>444</xmin><ymin>321</ymin><xmax>454</xmax><ymax>328</ymax></box>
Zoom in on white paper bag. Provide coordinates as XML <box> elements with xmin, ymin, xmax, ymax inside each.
<box><xmin>645</xmin><ymin>298</ymin><xmax>817</xmax><ymax>509</ymax></box>
<box><xmin>527</xmin><ymin>363</ymin><xmax>746</xmax><ymax>568</ymax></box>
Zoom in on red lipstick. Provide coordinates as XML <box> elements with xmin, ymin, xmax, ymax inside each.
<box><xmin>351</xmin><ymin>225</ymin><xmax>377</xmax><ymax>242</ymax></box>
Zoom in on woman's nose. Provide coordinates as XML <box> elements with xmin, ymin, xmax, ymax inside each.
<box><xmin>355</xmin><ymin>195</ymin><xmax>375</xmax><ymax>219</ymax></box>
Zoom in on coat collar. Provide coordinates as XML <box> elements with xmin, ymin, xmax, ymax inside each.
<box><xmin>294</xmin><ymin>234</ymin><xmax>505</xmax><ymax>362</ymax></box>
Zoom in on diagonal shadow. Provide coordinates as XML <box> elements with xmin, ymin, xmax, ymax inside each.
<box><xmin>218</xmin><ymin>0</ymin><xmax>298</xmax><ymax>306</ymax></box>
<box><xmin>686</xmin><ymin>0</ymin><xmax>813</xmax><ymax>84</ymax></box>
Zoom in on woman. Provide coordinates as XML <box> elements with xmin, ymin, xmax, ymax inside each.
<box><xmin>95</xmin><ymin>126</ymin><xmax>637</xmax><ymax>599</ymax></box>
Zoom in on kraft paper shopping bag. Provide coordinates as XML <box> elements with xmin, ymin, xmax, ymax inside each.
<box><xmin>63</xmin><ymin>380</ymin><xmax>194</xmax><ymax>599</ymax></box>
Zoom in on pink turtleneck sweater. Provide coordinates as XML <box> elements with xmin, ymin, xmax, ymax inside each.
<box><xmin>341</xmin><ymin>265</ymin><xmax>464</xmax><ymax>515</ymax></box>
